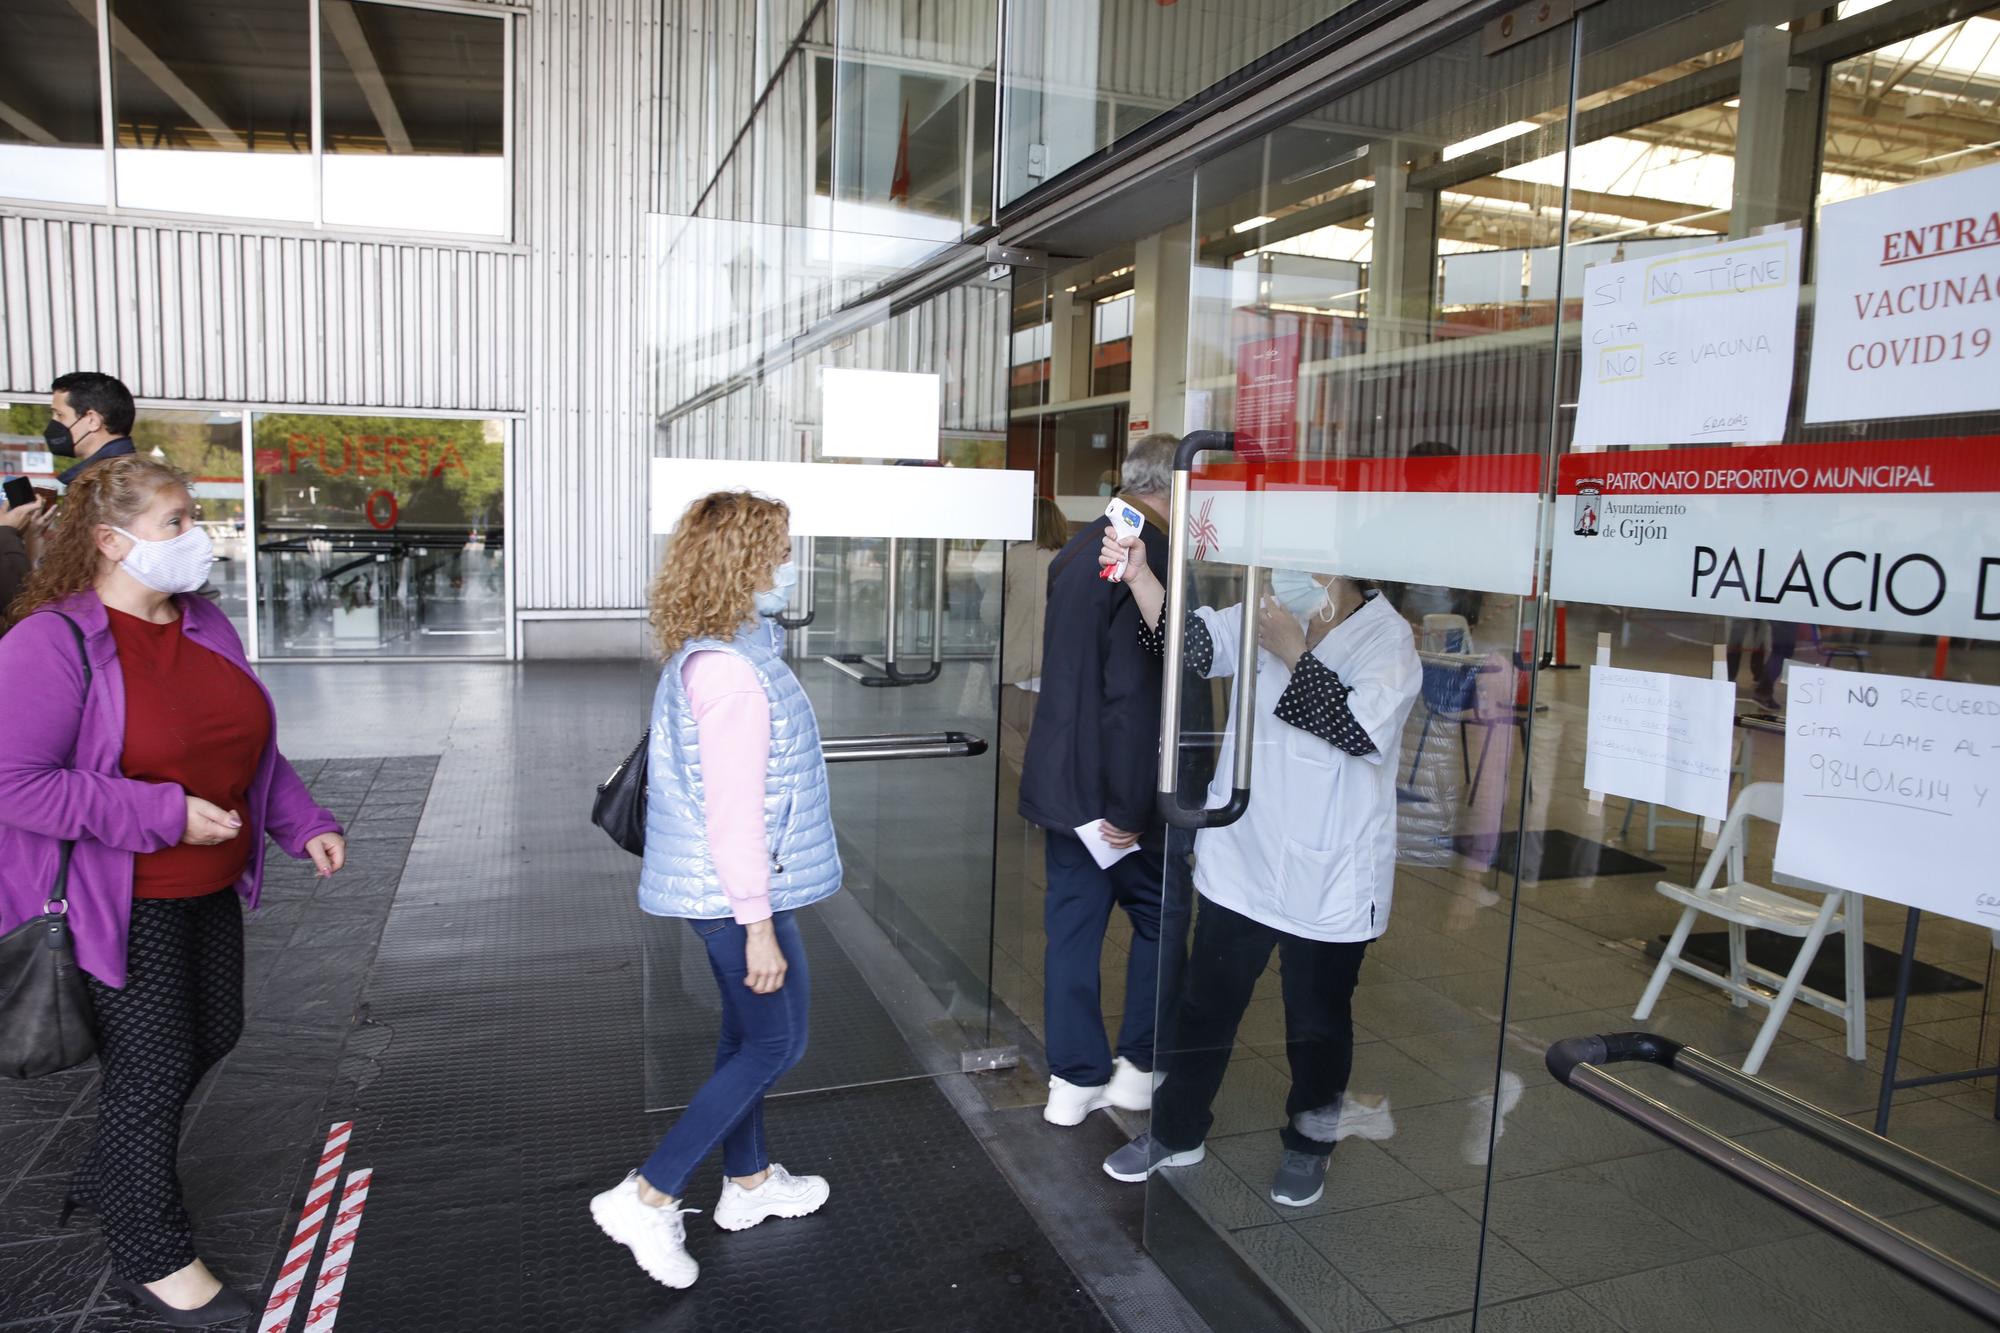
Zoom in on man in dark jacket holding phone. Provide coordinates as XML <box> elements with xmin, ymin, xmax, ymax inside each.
<box><xmin>1019</xmin><ymin>433</ymin><xmax>1179</xmax><ymax>1127</ymax></box>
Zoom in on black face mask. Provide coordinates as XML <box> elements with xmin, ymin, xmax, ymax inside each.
<box><xmin>44</xmin><ymin>417</ymin><xmax>77</xmax><ymax>457</ymax></box>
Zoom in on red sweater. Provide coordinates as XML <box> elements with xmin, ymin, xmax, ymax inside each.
<box><xmin>106</xmin><ymin>608</ymin><xmax>272</xmax><ymax>899</ymax></box>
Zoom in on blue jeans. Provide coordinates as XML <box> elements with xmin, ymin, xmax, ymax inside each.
<box><xmin>641</xmin><ymin>911</ymin><xmax>811</xmax><ymax>1198</ymax></box>
<box><xmin>1043</xmin><ymin>832</ymin><xmax>1163</xmax><ymax>1086</ymax></box>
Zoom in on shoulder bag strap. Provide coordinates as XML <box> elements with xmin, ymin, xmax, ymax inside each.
<box><xmin>46</xmin><ymin>614</ymin><xmax>91</xmax><ymax>911</ymax></box>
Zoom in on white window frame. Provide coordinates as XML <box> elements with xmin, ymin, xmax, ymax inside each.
<box><xmin>2</xmin><ymin>0</ymin><xmax>520</xmax><ymax>244</ymax></box>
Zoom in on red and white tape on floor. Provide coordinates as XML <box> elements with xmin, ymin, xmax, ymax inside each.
<box><xmin>259</xmin><ymin>1123</ymin><xmax>374</xmax><ymax>1333</ymax></box>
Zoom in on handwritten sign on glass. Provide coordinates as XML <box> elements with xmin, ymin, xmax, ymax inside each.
<box><xmin>1584</xmin><ymin>666</ymin><xmax>1735</xmax><ymax>819</ymax></box>
<box><xmin>1571</xmin><ymin>229</ymin><xmax>1803</xmax><ymax>447</ymax></box>
<box><xmin>1775</xmin><ymin>667</ymin><xmax>2000</xmax><ymax>926</ymax></box>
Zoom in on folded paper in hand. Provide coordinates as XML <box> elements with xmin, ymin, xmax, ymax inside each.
<box><xmin>1074</xmin><ymin>820</ymin><xmax>1139</xmax><ymax>871</ymax></box>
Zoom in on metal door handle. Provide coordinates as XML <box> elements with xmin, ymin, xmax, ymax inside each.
<box><xmin>773</xmin><ymin>536</ymin><xmax>816</xmax><ymax>630</ymax></box>
<box><xmin>821</xmin><ymin>730</ymin><xmax>988</xmax><ymax>763</ymax></box>
<box><xmin>825</xmin><ymin>537</ymin><xmax>946</xmax><ymax>686</ymax></box>
<box><xmin>1158</xmin><ymin>430</ymin><xmax>1256</xmax><ymax>829</ymax></box>
<box><xmin>1547</xmin><ymin>1032</ymin><xmax>2000</xmax><ymax>1324</ymax></box>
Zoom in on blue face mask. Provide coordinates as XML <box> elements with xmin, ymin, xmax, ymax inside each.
<box><xmin>1270</xmin><ymin>568</ymin><xmax>1333</xmax><ymax>622</ymax></box>
<box><xmin>755</xmin><ymin>560</ymin><xmax>798</xmax><ymax>617</ymax></box>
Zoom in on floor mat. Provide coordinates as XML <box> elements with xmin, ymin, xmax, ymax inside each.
<box><xmin>1655</xmin><ymin>929</ymin><xmax>1981</xmax><ymax>998</ymax></box>
<box><xmin>1452</xmin><ymin>829</ymin><xmax>1664</xmax><ymax>882</ymax></box>
<box><xmin>311</xmin><ymin>731</ymin><xmax>1112</xmax><ymax>1332</ymax></box>
<box><xmin>0</xmin><ymin>756</ymin><xmax>439</xmax><ymax>1332</ymax></box>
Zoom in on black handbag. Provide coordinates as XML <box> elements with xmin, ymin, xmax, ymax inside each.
<box><xmin>592</xmin><ymin>728</ymin><xmax>649</xmax><ymax>856</ymax></box>
<box><xmin>0</xmin><ymin>615</ymin><xmax>100</xmax><ymax>1079</ymax></box>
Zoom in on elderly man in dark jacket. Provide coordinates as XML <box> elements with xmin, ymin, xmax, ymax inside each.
<box><xmin>1019</xmin><ymin>433</ymin><xmax>1181</xmax><ymax>1127</ymax></box>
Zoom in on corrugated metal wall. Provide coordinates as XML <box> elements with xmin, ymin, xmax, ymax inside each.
<box><xmin>0</xmin><ymin>214</ymin><xmax>526</xmax><ymax>411</ymax></box>
<box><xmin>518</xmin><ymin>0</ymin><xmax>659</xmax><ymax>611</ymax></box>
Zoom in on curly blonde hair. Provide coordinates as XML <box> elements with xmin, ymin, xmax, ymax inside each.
<box><xmin>5</xmin><ymin>455</ymin><xmax>193</xmax><ymax>627</ymax></box>
<box><xmin>650</xmin><ymin>490</ymin><xmax>792</xmax><ymax>656</ymax></box>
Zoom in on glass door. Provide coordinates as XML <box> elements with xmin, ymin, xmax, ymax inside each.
<box><xmin>1135</xmin><ymin>2</ymin><xmax>2000</xmax><ymax>1328</ymax></box>
<box><xmin>640</xmin><ymin>213</ymin><xmax>1035</xmax><ymax>1108</ymax></box>
<box><xmin>1139</xmin><ymin>19</ymin><xmax>1576</xmax><ymax>1328</ymax></box>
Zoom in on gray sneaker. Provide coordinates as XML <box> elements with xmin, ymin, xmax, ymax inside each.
<box><xmin>1271</xmin><ymin>1149</ymin><xmax>1330</xmax><ymax>1207</ymax></box>
<box><xmin>1102</xmin><ymin>1132</ymin><xmax>1206</xmax><ymax>1183</ymax></box>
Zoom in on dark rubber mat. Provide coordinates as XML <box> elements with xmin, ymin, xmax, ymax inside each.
<box><xmin>0</xmin><ymin>757</ymin><xmax>438</xmax><ymax>1332</ymax></box>
<box><xmin>1452</xmin><ymin>828</ymin><xmax>1664</xmax><ymax>882</ymax></box>
<box><xmin>330</xmin><ymin>1077</ymin><xmax>1111</xmax><ymax>1333</ymax></box>
<box><xmin>642</xmin><ymin>904</ymin><xmax>925</xmax><ymax>1111</ymax></box>
<box><xmin>1653</xmin><ymin>930</ymin><xmax>1981</xmax><ymax>998</ymax></box>
<box><xmin>301</xmin><ymin>722</ymin><xmax>1114</xmax><ymax>1331</ymax></box>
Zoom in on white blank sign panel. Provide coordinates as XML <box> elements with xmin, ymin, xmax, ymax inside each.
<box><xmin>651</xmin><ymin>458</ymin><xmax>1034</xmax><ymax>541</ymax></box>
<box><xmin>820</xmin><ymin>368</ymin><xmax>941</xmax><ymax>460</ymax></box>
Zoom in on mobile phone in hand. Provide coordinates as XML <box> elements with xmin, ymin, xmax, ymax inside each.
<box><xmin>3</xmin><ymin>476</ymin><xmax>34</xmax><ymax>510</ymax></box>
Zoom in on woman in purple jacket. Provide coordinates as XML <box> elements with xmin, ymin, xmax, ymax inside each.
<box><xmin>0</xmin><ymin>456</ymin><xmax>345</xmax><ymax>1326</ymax></box>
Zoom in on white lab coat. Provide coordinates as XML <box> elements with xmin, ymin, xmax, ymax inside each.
<box><xmin>1189</xmin><ymin>592</ymin><xmax>1421</xmax><ymax>943</ymax></box>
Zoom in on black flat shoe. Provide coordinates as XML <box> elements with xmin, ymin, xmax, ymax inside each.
<box><xmin>57</xmin><ymin>1192</ymin><xmax>85</xmax><ymax>1228</ymax></box>
<box><xmin>110</xmin><ymin>1275</ymin><xmax>254</xmax><ymax>1328</ymax></box>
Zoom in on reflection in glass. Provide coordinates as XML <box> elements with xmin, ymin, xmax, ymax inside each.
<box><xmin>251</xmin><ymin>413</ymin><xmax>505</xmax><ymax>657</ymax></box>
<box><xmin>817</xmin><ymin>2</ymin><xmax>997</xmax><ymax>242</ymax></box>
<box><xmin>1134</xmin><ymin>17</ymin><xmax>1578</xmax><ymax>1327</ymax></box>
<box><xmin>0</xmin><ymin>0</ymin><xmax>105</xmax><ymax>206</ymax></box>
<box><xmin>131</xmin><ymin>411</ymin><xmax>249</xmax><ymax>643</ymax></box>
<box><xmin>321</xmin><ymin>0</ymin><xmax>506</xmax><ymax>235</ymax></box>
<box><xmin>110</xmin><ymin>0</ymin><xmax>312</xmax><ymax>220</ymax></box>
<box><xmin>998</xmin><ymin>1</ymin><xmax>1368</xmax><ymax>205</ymax></box>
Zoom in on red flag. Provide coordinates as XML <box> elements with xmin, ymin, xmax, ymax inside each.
<box><xmin>889</xmin><ymin>103</ymin><xmax>911</xmax><ymax>203</ymax></box>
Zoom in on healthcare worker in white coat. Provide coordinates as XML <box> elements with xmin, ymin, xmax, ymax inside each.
<box><xmin>1093</xmin><ymin>526</ymin><xmax>1421</xmax><ymax>1208</ymax></box>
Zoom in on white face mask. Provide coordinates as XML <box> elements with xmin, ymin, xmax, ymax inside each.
<box><xmin>112</xmin><ymin>525</ymin><xmax>215</xmax><ymax>594</ymax></box>
<box><xmin>1270</xmin><ymin>568</ymin><xmax>1334</xmax><ymax>623</ymax></box>
<box><xmin>755</xmin><ymin>560</ymin><xmax>798</xmax><ymax>617</ymax></box>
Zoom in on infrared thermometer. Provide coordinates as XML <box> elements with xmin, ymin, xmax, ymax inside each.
<box><xmin>1101</xmin><ymin>498</ymin><xmax>1145</xmax><ymax>581</ymax></box>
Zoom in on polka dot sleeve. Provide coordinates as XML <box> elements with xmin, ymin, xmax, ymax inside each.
<box><xmin>1274</xmin><ymin>655</ymin><xmax>1378</xmax><ymax>757</ymax></box>
<box><xmin>1136</xmin><ymin>604</ymin><xmax>1214</xmax><ymax>675</ymax></box>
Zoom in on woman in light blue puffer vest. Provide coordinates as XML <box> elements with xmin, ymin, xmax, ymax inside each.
<box><xmin>591</xmin><ymin>491</ymin><xmax>841</xmax><ymax>1292</ymax></box>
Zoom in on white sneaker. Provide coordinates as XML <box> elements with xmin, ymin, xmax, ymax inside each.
<box><xmin>712</xmin><ymin>1163</ymin><xmax>830</xmax><ymax>1232</ymax></box>
<box><xmin>1105</xmin><ymin>1057</ymin><xmax>1159</xmax><ymax>1112</ymax></box>
<box><xmin>1044</xmin><ymin>1075</ymin><xmax>1112</xmax><ymax>1126</ymax></box>
<box><xmin>590</xmin><ymin>1172</ymin><xmax>699</xmax><ymax>1289</ymax></box>
<box><xmin>1293</xmin><ymin>1094</ymin><xmax>1396</xmax><ymax>1145</ymax></box>
<box><xmin>1463</xmin><ymin>1071</ymin><xmax>1525</xmax><ymax>1166</ymax></box>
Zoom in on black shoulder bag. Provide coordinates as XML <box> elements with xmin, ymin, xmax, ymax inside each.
<box><xmin>592</xmin><ymin>728</ymin><xmax>649</xmax><ymax>857</ymax></box>
<box><xmin>0</xmin><ymin>615</ymin><xmax>101</xmax><ymax>1079</ymax></box>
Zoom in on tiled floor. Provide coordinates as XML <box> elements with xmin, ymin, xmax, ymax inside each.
<box><xmin>991</xmin><ymin>602</ymin><xmax>2000</xmax><ymax>1329</ymax></box>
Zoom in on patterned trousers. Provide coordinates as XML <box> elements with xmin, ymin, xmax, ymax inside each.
<box><xmin>74</xmin><ymin>891</ymin><xmax>245</xmax><ymax>1283</ymax></box>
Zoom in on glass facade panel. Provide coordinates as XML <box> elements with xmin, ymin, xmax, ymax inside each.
<box><xmin>320</xmin><ymin>0</ymin><xmax>507</xmax><ymax>235</ymax></box>
<box><xmin>251</xmin><ymin>412</ymin><xmax>506</xmax><ymax>657</ymax></box>
<box><xmin>997</xmin><ymin>0</ymin><xmax>1370</xmax><ymax>206</ymax></box>
<box><xmin>815</xmin><ymin>1</ymin><xmax>998</xmax><ymax>243</ymax></box>
<box><xmin>1105</xmin><ymin>1</ymin><xmax>2000</xmax><ymax>1326</ymax></box>
<box><xmin>0</xmin><ymin>0</ymin><xmax>105</xmax><ymax>207</ymax></box>
<box><xmin>110</xmin><ymin>0</ymin><xmax>314</xmax><ymax>221</ymax></box>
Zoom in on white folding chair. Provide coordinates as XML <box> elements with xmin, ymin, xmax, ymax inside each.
<box><xmin>1633</xmin><ymin>782</ymin><xmax>1865</xmax><ymax>1075</ymax></box>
